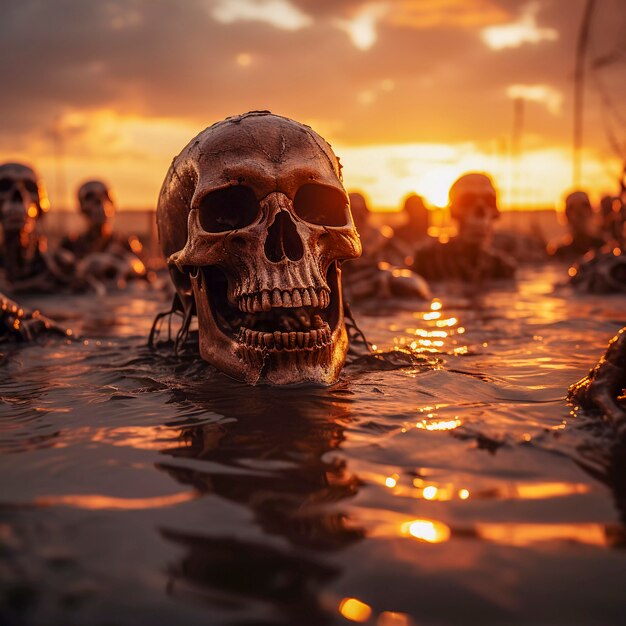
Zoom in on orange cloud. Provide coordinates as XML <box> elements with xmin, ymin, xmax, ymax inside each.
<box><xmin>387</xmin><ymin>0</ymin><xmax>510</xmax><ymax>29</ymax></box>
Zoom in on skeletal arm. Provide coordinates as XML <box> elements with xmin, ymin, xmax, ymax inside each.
<box><xmin>569</xmin><ymin>327</ymin><xmax>626</xmax><ymax>430</ymax></box>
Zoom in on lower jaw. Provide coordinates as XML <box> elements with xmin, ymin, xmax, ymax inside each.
<box><xmin>191</xmin><ymin>264</ymin><xmax>348</xmax><ymax>386</ymax></box>
<box><xmin>234</xmin><ymin>327</ymin><xmax>348</xmax><ymax>385</ymax></box>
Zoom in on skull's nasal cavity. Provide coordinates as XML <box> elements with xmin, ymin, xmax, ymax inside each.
<box><xmin>264</xmin><ymin>211</ymin><xmax>304</xmax><ymax>263</ymax></box>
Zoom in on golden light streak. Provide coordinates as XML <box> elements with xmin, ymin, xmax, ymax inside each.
<box><xmin>339</xmin><ymin>598</ymin><xmax>373</xmax><ymax>623</ymax></box>
<box><xmin>34</xmin><ymin>491</ymin><xmax>197</xmax><ymax>510</ymax></box>
<box><xmin>90</xmin><ymin>426</ymin><xmax>180</xmax><ymax>450</ymax></box>
<box><xmin>514</xmin><ymin>482</ymin><xmax>589</xmax><ymax>500</ymax></box>
<box><xmin>388</xmin><ymin>0</ymin><xmax>508</xmax><ymax>30</ymax></box>
<box><xmin>415</xmin><ymin>418</ymin><xmax>462</xmax><ymax>431</ymax></box>
<box><xmin>477</xmin><ymin>523</ymin><xmax>607</xmax><ymax>547</ymax></box>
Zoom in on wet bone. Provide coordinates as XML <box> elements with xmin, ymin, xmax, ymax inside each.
<box><xmin>156</xmin><ymin>111</ymin><xmax>362</xmax><ymax>385</ymax></box>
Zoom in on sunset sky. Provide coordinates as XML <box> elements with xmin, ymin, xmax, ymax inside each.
<box><xmin>1</xmin><ymin>0</ymin><xmax>625</xmax><ymax>211</ymax></box>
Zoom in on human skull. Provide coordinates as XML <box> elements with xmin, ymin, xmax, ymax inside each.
<box><xmin>0</xmin><ymin>162</ymin><xmax>45</xmax><ymax>233</ymax></box>
<box><xmin>449</xmin><ymin>172</ymin><xmax>498</xmax><ymax>246</ymax></box>
<box><xmin>78</xmin><ymin>180</ymin><xmax>115</xmax><ymax>227</ymax></box>
<box><xmin>157</xmin><ymin>111</ymin><xmax>362</xmax><ymax>385</ymax></box>
<box><xmin>565</xmin><ymin>191</ymin><xmax>594</xmax><ymax>234</ymax></box>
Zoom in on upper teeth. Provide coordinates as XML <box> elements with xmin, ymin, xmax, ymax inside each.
<box><xmin>236</xmin><ymin>287</ymin><xmax>330</xmax><ymax>313</ymax></box>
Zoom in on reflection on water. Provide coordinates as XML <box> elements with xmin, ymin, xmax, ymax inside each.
<box><xmin>2</xmin><ymin>267</ymin><xmax>626</xmax><ymax>625</ymax></box>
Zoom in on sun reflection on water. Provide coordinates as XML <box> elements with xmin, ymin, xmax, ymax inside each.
<box><xmin>34</xmin><ymin>491</ymin><xmax>197</xmax><ymax>510</ymax></box>
<box><xmin>401</xmin><ymin>519</ymin><xmax>451</xmax><ymax>543</ymax></box>
<box><xmin>393</xmin><ymin>298</ymin><xmax>467</xmax><ymax>355</ymax></box>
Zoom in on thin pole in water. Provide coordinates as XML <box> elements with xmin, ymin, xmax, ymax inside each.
<box><xmin>573</xmin><ymin>0</ymin><xmax>596</xmax><ymax>187</ymax></box>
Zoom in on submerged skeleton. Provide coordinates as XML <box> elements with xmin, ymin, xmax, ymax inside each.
<box><xmin>569</xmin><ymin>248</ymin><xmax>626</xmax><ymax>294</ymax></box>
<box><xmin>0</xmin><ymin>291</ymin><xmax>65</xmax><ymax>342</ymax></box>
<box><xmin>569</xmin><ymin>327</ymin><xmax>626</xmax><ymax>428</ymax></box>
<box><xmin>59</xmin><ymin>180</ymin><xmax>147</xmax><ymax>292</ymax></box>
<box><xmin>152</xmin><ymin>111</ymin><xmax>362</xmax><ymax>385</ymax></box>
<box><xmin>0</xmin><ymin>166</ymin><xmax>147</xmax><ymax>296</ymax></box>
<box><xmin>342</xmin><ymin>192</ymin><xmax>431</xmax><ymax>302</ymax></box>
<box><xmin>548</xmin><ymin>191</ymin><xmax>605</xmax><ymax>262</ymax></box>
<box><xmin>0</xmin><ymin>162</ymin><xmax>61</xmax><ymax>293</ymax></box>
<box><xmin>411</xmin><ymin>173</ymin><xmax>516</xmax><ymax>283</ymax></box>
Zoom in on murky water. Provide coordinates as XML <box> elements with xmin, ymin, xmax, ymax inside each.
<box><xmin>1</xmin><ymin>266</ymin><xmax>625</xmax><ymax>626</ymax></box>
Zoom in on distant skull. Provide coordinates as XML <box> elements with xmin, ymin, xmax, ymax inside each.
<box><xmin>78</xmin><ymin>180</ymin><xmax>115</xmax><ymax>227</ymax></box>
<box><xmin>565</xmin><ymin>191</ymin><xmax>594</xmax><ymax>234</ymax></box>
<box><xmin>0</xmin><ymin>162</ymin><xmax>44</xmax><ymax>233</ymax></box>
<box><xmin>157</xmin><ymin>111</ymin><xmax>362</xmax><ymax>385</ymax></box>
<box><xmin>449</xmin><ymin>172</ymin><xmax>499</xmax><ymax>246</ymax></box>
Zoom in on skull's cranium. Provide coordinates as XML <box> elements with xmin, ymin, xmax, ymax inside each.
<box><xmin>0</xmin><ymin>162</ymin><xmax>45</xmax><ymax>233</ymax></box>
<box><xmin>449</xmin><ymin>172</ymin><xmax>499</xmax><ymax>247</ymax></box>
<box><xmin>78</xmin><ymin>180</ymin><xmax>115</xmax><ymax>227</ymax></box>
<box><xmin>156</xmin><ymin>111</ymin><xmax>362</xmax><ymax>385</ymax></box>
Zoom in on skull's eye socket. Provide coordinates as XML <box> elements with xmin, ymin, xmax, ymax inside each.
<box><xmin>24</xmin><ymin>181</ymin><xmax>39</xmax><ymax>195</ymax></box>
<box><xmin>0</xmin><ymin>178</ymin><xmax>12</xmax><ymax>193</ymax></box>
<box><xmin>198</xmin><ymin>186</ymin><xmax>259</xmax><ymax>233</ymax></box>
<box><xmin>293</xmin><ymin>184</ymin><xmax>350</xmax><ymax>227</ymax></box>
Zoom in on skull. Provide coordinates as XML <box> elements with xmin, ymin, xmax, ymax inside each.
<box><xmin>0</xmin><ymin>162</ymin><xmax>45</xmax><ymax>234</ymax></box>
<box><xmin>449</xmin><ymin>172</ymin><xmax>499</xmax><ymax>247</ymax></box>
<box><xmin>157</xmin><ymin>111</ymin><xmax>362</xmax><ymax>385</ymax></box>
<box><xmin>78</xmin><ymin>180</ymin><xmax>115</xmax><ymax>228</ymax></box>
<box><xmin>565</xmin><ymin>191</ymin><xmax>594</xmax><ymax>236</ymax></box>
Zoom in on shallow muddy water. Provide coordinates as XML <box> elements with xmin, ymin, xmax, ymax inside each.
<box><xmin>1</xmin><ymin>266</ymin><xmax>625</xmax><ymax>626</ymax></box>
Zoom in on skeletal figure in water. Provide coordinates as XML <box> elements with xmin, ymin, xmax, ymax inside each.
<box><xmin>59</xmin><ymin>180</ymin><xmax>147</xmax><ymax>293</ymax></box>
<box><xmin>153</xmin><ymin>111</ymin><xmax>362</xmax><ymax>385</ymax></box>
<box><xmin>341</xmin><ymin>191</ymin><xmax>431</xmax><ymax>303</ymax></box>
<box><xmin>548</xmin><ymin>191</ymin><xmax>605</xmax><ymax>262</ymax></box>
<box><xmin>568</xmin><ymin>248</ymin><xmax>626</xmax><ymax>294</ymax></box>
<box><xmin>0</xmin><ymin>162</ymin><xmax>63</xmax><ymax>293</ymax></box>
<box><xmin>570</xmin><ymin>327</ymin><xmax>626</xmax><ymax>427</ymax></box>
<box><xmin>0</xmin><ymin>290</ymin><xmax>66</xmax><ymax>341</ymax></box>
<box><xmin>411</xmin><ymin>172</ymin><xmax>516</xmax><ymax>283</ymax></box>
<box><xmin>568</xmin><ymin>189</ymin><xmax>626</xmax><ymax>294</ymax></box>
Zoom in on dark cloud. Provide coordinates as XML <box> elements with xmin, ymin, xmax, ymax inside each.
<box><xmin>0</xmin><ymin>0</ymin><xmax>624</xmax><ymax>162</ymax></box>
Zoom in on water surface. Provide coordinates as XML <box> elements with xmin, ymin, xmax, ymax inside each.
<box><xmin>1</xmin><ymin>266</ymin><xmax>625</xmax><ymax>626</ymax></box>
